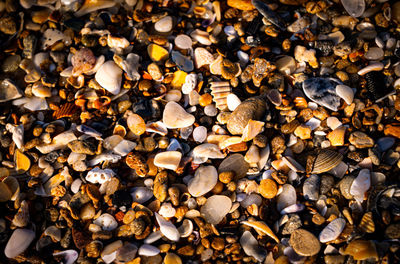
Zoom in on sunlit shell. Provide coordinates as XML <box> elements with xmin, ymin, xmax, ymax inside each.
<box><xmin>12</xmin><ymin>200</ymin><xmax>29</xmax><ymax>227</ymax></box>
<box><xmin>326</xmin><ymin>126</ymin><xmax>347</xmax><ymax>147</ymax></box>
<box><xmin>3</xmin><ymin>176</ymin><xmax>20</xmax><ymax>201</ymax></box>
<box><xmin>15</xmin><ymin>149</ymin><xmax>31</xmax><ymax>173</ymax></box>
<box><xmin>241</xmin><ymin>220</ymin><xmax>280</xmax><ymax>243</ymax></box>
<box><xmin>164</xmin><ymin>252</ymin><xmax>182</xmax><ymax>264</ymax></box>
<box><xmin>0</xmin><ymin>181</ymin><xmax>12</xmax><ymax>202</ymax></box>
<box><xmin>359</xmin><ymin>212</ymin><xmax>375</xmax><ymax>233</ymax></box>
<box><xmin>343</xmin><ymin>240</ymin><xmax>378</xmax><ymax>261</ymax></box>
<box><xmin>210</xmin><ymin>81</ymin><xmax>231</xmax><ymax>111</ymax></box>
<box><xmin>177</xmin><ymin>219</ymin><xmax>193</xmax><ymax>238</ymax></box>
<box><xmin>75</xmin><ymin>0</ymin><xmax>116</xmax><ymax>17</ymax></box>
<box><xmin>155</xmin><ymin>213</ymin><xmax>180</xmax><ymax>242</ymax></box>
<box><xmin>241</xmin><ymin>120</ymin><xmax>265</xmax><ymax>142</ymax></box>
<box><xmin>311</xmin><ymin>149</ymin><xmax>343</xmax><ymax>174</ymax></box>
<box><xmin>219</xmin><ymin>136</ymin><xmax>243</xmax><ymax>149</ymax></box>
<box><xmin>53</xmin><ymin>250</ymin><xmax>79</xmax><ymax>264</ymax></box>
<box><xmin>53</xmin><ymin>103</ymin><xmax>79</xmax><ymax>119</ymax></box>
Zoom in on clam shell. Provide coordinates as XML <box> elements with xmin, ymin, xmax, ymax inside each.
<box><xmin>359</xmin><ymin>212</ymin><xmax>375</xmax><ymax>233</ymax></box>
<box><xmin>210</xmin><ymin>81</ymin><xmax>231</xmax><ymax>110</ymax></box>
<box><xmin>177</xmin><ymin>219</ymin><xmax>193</xmax><ymax>238</ymax></box>
<box><xmin>155</xmin><ymin>213</ymin><xmax>180</xmax><ymax>242</ymax></box>
<box><xmin>312</xmin><ymin>149</ymin><xmax>343</xmax><ymax>174</ymax></box>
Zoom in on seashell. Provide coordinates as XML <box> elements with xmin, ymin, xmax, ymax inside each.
<box><xmin>343</xmin><ymin>240</ymin><xmax>378</xmax><ymax>261</ymax></box>
<box><xmin>94</xmin><ymin>213</ymin><xmax>118</xmax><ymax>231</ymax></box>
<box><xmin>282</xmin><ymin>156</ymin><xmax>305</xmax><ymax>173</ymax></box>
<box><xmin>357</xmin><ymin>61</ymin><xmax>384</xmax><ymax>76</ymax></box>
<box><xmin>240</xmin><ymin>231</ymin><xmax>267</xmax><ymax>262</ymax></box>
<box><xmin>44</xmin><ymin>225</ymin><xmax>62</xmax><ymax>242</ymax></box>
<box><xmin>113</xmin><ymin>53</ymin><xmax>140</xmax><ymax>81</ymax></box>
<box><xmin>155</xmin><ymin>213</ymin><xmax>180</xmax><ymax>242</ymax></box>
<box><xmin>15</xmin><ymin>149</ymin><xmax>31</xmax><ymax>173</ymax></box>
<box><xmin>12</xmin><ymin>201</ymin><xmax>29</xmax><ymax>227</ymax></box>
<box><xmin>210</xmin><ymin>81</ymin><xmax>231</xmax><ymax>111</ymax></box>
<box><xmin>242</xmin><ymin>220</ymin><xmax>279</xmax><ymax>243</ymax></box>
<box><xmin>154</xmin><ymin>151</ymin><xmax>182</xmax><ymax>171</ymax></box>
<box><xmin>178</xmin><ymin>219</ymin><xmax>193</xmax><ymax>238</ymax></box>
<box><xmin>101</xmin><ymin>240</ymin><xmax>123</xmax><ymax>264</ymax></box>
<box><xmin>359</xmin><ymin>212</ymin><xmax>375</xmax><ymax>233</ymax></box>
<box><xmin>171</xmin><ymin>51</ymin><xmax>193</xmax><ymax>72</ymax></box>
<box><xmin>241</xmin><ymin>120</ymin><xmax>264</xmax><ymax>142</ymax></box>
<box><xmin>327</xmin><ymin>126</ymin><xmax>347</xmax><ymax>147</ymax></box>
<box><xmin>277</xmin><ymin>184</ymin><xmax>297</xmax><ymax>211</ymax></box>
<box><xmin>130</xmin><ymin>187</ymin><xmax>153</xmax><ymax>204</ymax></box>
<box><xmin>53</xmin><ymin>250</ymin><xmax>79</xmax><ymax>264</ymax></box>
<box><xmin>146</xmin><ymin>121</ymin><xmax>168</xmax><ymax>136</ymax></box>
<box><xmin>144</xmin><ymin>231</ymin><xmax>162</xmax><ymax>244</ymax></box>
<box><xmin>0</xmin><ymin>79</ymin><xmax>23</xmax><ymax>103</ymax></box>
<box><xmin>3</xmin><ymin>176</ymin><xmax>20</xmax><ymax>201</ymax></box>
<box><xmin>5</xmin><ymin>229</ymin><xmax>36</xmax><ymax>258</ymax></box>
<box><xmin>112</xmin><ymin>139</ymin><xmax>137</xmax><ymax>157</ymax></box>
<box><xmin>88</xmin><ymin>153</ymin><xmax>121</xmax><ymax>167</ymax></box>
<box><xmin>138</xmin><ymin>244</ymin><xmax>160</xmax><ymax>256</ymax></box>
<box><xmin>164</xmin><ymin>253</ymin><xmax>182</xmax><ymax>264</ymax></box>
<box><xmin>319</xmin><ymin>218</ymin><xmax>346</xmax><ymax>243</ymax></box>
<box><xmin>280</xmin><ymin>203</ymin><xmax>305</xmax><ymax>215</ymax></box>
<box><xmin>336</xmin><ymin>85</ymin><xmax>354</xmax><ymax>105</ymax></box>
<box><xmin>188</xmin><ymin>166</ymin><xmax>218</xmax><ymax>197</ymax></box>
<box><xmin>52</xmin><ymin>102</ymin><xmax>79</xmax><ymax>119</ymax></box>
<box><xmin>341</xmin><ymin>0</ymin><xmax>365</xmax><ymax>17</ymax></box>
<box><xmin>162</xmin><ymin>101</ymin><xmax>195</xmax><ymax>129</ymax></box>
<box><xmin>219</xmin><ymin>153</ymin><xmax>250</xmax><ymax>180</ymax></box>
<box><xmin>32</xmin><ymin>82</ymin><xmax>51</xmax><ymax>98</ymax></box>
<box><xmin>349</xmin><ymin>169</ymin><xmax>370</xmax><ymax>203</ymax></box>
<box><xmin>190</xmin><ymin>30</ymin><xmax>212</xmax><ymax>46</ymax></box>
<box><xmin>227</xmin><ymin>93</ymin><xmax>241</xmax><ymax>112</ymax></box>
<box><xmin>174</xmin><ymin>34</ymin><xmax>192</xmax><ymax>50</ymax></box>
<box><xmin>192</xmin><ymin>143</ymin><xmax>225</xmax><ymax>163</ymax></box>
<box><xmin>244</xmin><ymin>145</ymin><xmax>260</xmax><ymax>164</ymax></box>
<box><xmin>71</xmin><ymin>179</ymin><xmax>82</xmax><ymax>193</ymax></box>
<box><xmin>41</xmin><ymin>28</ymin><xmax>65</xmax><ymax>50</ymax></box>
<box><xmin>6</xmin><ymin>124</ymin><xmax>24</xmax><ymax>149</ymax></box>
<box><xmin>302</xmin><ymin>77</ymin><xmax>342</xmax><ymax>112</ymax></box>
<box><xmin>86</xmin><ymin>168</ymin><xmax>115</xmax><ymax>184</ymax></box>
<box><xmin>312</xmin><ymin>149</ymin><xmax>343</xmax><ymax>174</ymax></box>
<box><xmin>95</xmin><ymin>61</ymin><xmax>122</xmax><ymax>95</ymax></box>
<box><xmin>201</xmin><ymin>195</ymin><xmax>232</xmax><ymax>225</ymax></box>
<box><xmin>75</xmin><ymin>0</ymin><xmax>116</xmax><ymax>17</ymax></box>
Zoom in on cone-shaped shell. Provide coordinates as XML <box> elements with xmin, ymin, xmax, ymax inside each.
<box><xmin>311</xmin><ymin>149</ymin><xmax>343</xmax><ymax>174</ymax></box>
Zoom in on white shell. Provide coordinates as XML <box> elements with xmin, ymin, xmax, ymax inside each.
<box><xmin>336</xmin><ymin>85</ymin><xmax>354</xmax><ymax>105</ymax></box>
<box><xmin>130</xmin><ymin>187</ymin><xmax>154</xmax><ymax>204</ymax></box>
<box><xmin>155</xmin><ymin>213</ymin><xmax>180</xmax><ymax>242</ymax></box>
<box><xmin>188</xmin><ymin>166</ymin><xmax>218</xmax><ymax>197</ymax></box>
<box><xmin>86</xmin><ymin>168</ymin><xmax>115</xmax><ymax>184</ymax></box>
<box><xmin>277</xmin><ymin>184</ymin><xmax>297</xmax><ymax>211</ymax></box>
<box><xmin>154</xmin><ymin>151</ymin><xmax>182</xmax><ymax>171</ymax></box>
<box><xmin>240</xmin><ymin>231</ymin><xmax>266</xmax><ymax>262</ymax></box>
<box><xmin>138</xmin><ymin>244</ymin><xmax>160</xmax><ymax>256</ymax></box>
<box><xmin>349</xmin><ymin>168</ymin><xmax>370</xmax><ymax>203</ymax></box>
<box><xmin>95</xmin><ymin>61</ymin><xmax>122</xmax><ymax>95</ymax></box>
<box><xmin>319</xmin><ymin>218</ymin><xmax>346</xmax><ymax>243</ymax></box>
<box><xmin>227</xmin><ymin>93</ymin><xmax>241</xmax><ymax>111</ymax></box>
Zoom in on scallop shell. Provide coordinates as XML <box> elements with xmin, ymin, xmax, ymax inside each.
<box><xmin>210</xmin><ymin>81</ymin><xmax>231</xmax><ymax>111</ymax></box>
<box><xmin>359</xmin><ymin>212</ymin><xmax>375</xmax><ymax>233</ymax></box>
<box><xmin>311</xmin><ymin>149</ymin><xmax>343</xmax><ymax>174</ymax></box>
<box><xmin>241</xmin><ymin>220</ymin><xmax>279</xmax><ymax>243</ymax></box>
<box><xmin>53</xmin><ymin>103</ymin><xmax>79</xmax><ymax>119</ymax></box>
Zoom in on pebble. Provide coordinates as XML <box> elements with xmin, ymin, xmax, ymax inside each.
<box><xmin>0</xmin><ymin>79</ymin><xmax>23</xmax><ymax>102</ymax></box>
<box><xmin>138</xmin><ymin>244</ymin><xmax>160</xmax><ymax>256</ymax></box>
<box><xmin>258</xmin><ymin>179</ymin><xmax>278</xmax><ymax>199</ymax></box>
<box><xmin>94</xmin><ymin>214</ymin><xmax>118</xmax><ymax>231</ymax></box>
<box><xmin>171</xmin><ymin>51</ymin><xmax>194</xmax><ymax>72</ymax></box>
<box><xmin>200</xmin><ymin>195</ymin><xmax>232</xmax><ymax>224</ymax></box>
<box><xmin>193</xmin><ymin>126</ymin><xmax>207</xmax><ymax>143</ymax></box>
<box><xmin>227</xmin><ymin>93</ymin><xmax>241</xmax><ymax>111</ymax></box>
<box><xmin>4</xmin><ymin>229</ymin><xmax>36</xmax><ymax>258</ymax></box>
<box><xmin>364</xmin><ymin>47</ymin><xmax>384</xmax><ymax>60</ymax></box>
<box><xmin>289</xmin><ymin>229</ymin><xmax>321</xmax><ymax>256</ymax></box>
<box><xmin>277</xmin><ymin>184</ymin><xmax>297</xmax><ymax>211</ymax></box>
<box><xmin>148</xmin><ymin>44</ymin><xmax>169</xmax><ymax>62</ymax></box>
<box><xmin>174</xmin><ymin>35</ymin><xmax>192</xmax><ymax>50</ymax></box>
<box><xmin>227</xmin><ymin>97</ymin><xmax>267</xmax><ymax>135</ymax></box>
<box><xmin>154</xmin><ymin>16</ymin><xmax>173</xmax><ymax>33</ymax></box>
<box><xmin>163</xmin><ymin>101</ymin><xmax>195</xmax><ymax>129</ymax></box>
<box><xmin>349</xmin><ymin>131</ymin><xmax>374</xmax><ymax>148</ymax></box>
<box><xmin>194</xmin><ymin>47</ymin><xmax>214</xmax><ymax>68</ymax></box>
<box><xmin>190</xmin><ymin>30</ymin><xmax>212</xmax><ymax>46</ymax></box>
<box><xmin>188</xmin><ymin>166</ymin><xmax>218</xmax><ymax>197</ymax></box>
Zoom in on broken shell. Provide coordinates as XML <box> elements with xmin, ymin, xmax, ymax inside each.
<box><xmin>359</xmin><ymin>212</ymin><xmax>375</xmax><ymax>233</ymax></box>
<box><xmin>75</xmin><ymin>0</ymin><xmax>116</xmax><ymax>17</ymax></box>
<box><xmin>53</xmin><ymin>250</ymin><xmax>79</xmax><ymax>264</ymax></box>
<box><xmin>240</xmin><ymin>231</ymin><xmax>266</xmax><ymax>262</ymax></box>
<box><xmin>241</xmin><ymin>220</ymin><xmax>279</xmax><ymax>243</ymax></box>
<box><xmin>95</xmin><ymin>61</ymin><xmax>122</xmax><ymax>95</ymax></box>
<box><xmin>155</xmin><ymin>212</ymin><xmax>180</xmax><ymax>242</ymax></box>
<box><xmin>154</xmin><ymin>151</ymin><xmax>182</xmax><ymax>171</ymax></box>
<box><xmin>178</xmin><ymin>219</ymin><xmax>193</xmax><ymax>238</ymax></box>
<box><xmin>319</xmin><ymin>218</ymin><xmax>346</xmax><ymax>243</ymax></box>
<box><xmin>93</xmin><ymin>213</ymin><xmax>118</xmax><ymax>231</ymax></box>
<box><xmin>162</xmin><ymin>101</ymin><xmax>195</xmax><ymax>129</ymax></box>
<box><xmin>188</xmin><ymin>165</ymin><xmax>218</xmax><ymax>197</ymax></box>
<box><xmin>343</xmin><ymin>240</ymin><xmax>378</xmax><ymax>261</ymax></box>
<box><xmin>201</xmin><ymin>195</ymin><xmax>232</xmax><ymax>225</ymax></box>
<box><xmin>241</xmin><ymin>120</ymin><xmax>265</xmax><ymax>142</ymax></box>
<box><xmin>12</xmin><ymin>200</ymin><xmax>29</xmax><ymax>227</ymax></box>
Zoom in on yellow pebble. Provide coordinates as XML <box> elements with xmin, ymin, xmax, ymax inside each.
<box><xmin>148</xmin><ymin>44</ymin><xmax>169</xmax><ymax>62</ymax></box>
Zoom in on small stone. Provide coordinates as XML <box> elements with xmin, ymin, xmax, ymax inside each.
<box><xmin>303</xmin><ymin>174</ymin><xmax>320</xmax><ymax>201</ymax></box>
<box><xmin>126</xmin><ymin>152</ymin><xmax>149</xmax><ymax>177</ymax></box>
<box><xmin>190</xmin><ymin>30</ymin><xmax>212</xmax><ymax>46</ymax></box>
<box><xmin>385</xmin><ymin>223</ymin><xmax>400</xmax><ymax>239</ymax></box>
<box><xmin>364</xmin><ymin>47</ymin><xmax>384</xmax><ymax>60</ymax></box>
<box><xmin>384</xmin><ymin>124</ymin><xmax>400</xmax><ymax>139</ymax></box>
<box><xmin>153</xmin><ymin>171</ymin><xmax>168</xmax><ymax>202</ymax></box>
<box><xmin>294</xmin><ymin>124</ymin><xmax>312</xmax><ymax>140</ymax></box>
<box><xmin>0</xmin><ymin>79</ymin><xmax>23</xmax><ymax>102</ymax></box>
<box><xmin>127</xmin><ymin>113</ymin><xmax>146</xmax><ymax>136</ymax></box>
<box><xmin>276</xmin><ymin>56</ymin><xmax>296</xmax><ymax>75</ymax></box>
<box><xmin>327</xmin><ymin>126</ymin><xmax>347</xmax><ymax>147</ymax></box>
<box><xmin>199</xmin><ymin>94</ymin><xmax>213</xmax><ymax>107</ymax></box>
<box><xmin>68</xmin><ymin>140</ymin><xmax>96</xmax><ymax>155</ymax></box>
<box><xmin>201</xmin><ymin>195</ymin><xmax>232</xmax><ymax>224</ymax></box>
<box><xmin>219</xmin><ymin>171</ymin><xmax>234</xmax><ymax>184</ymax></box>
<box><xmin>343</xmin><ymin>240</ymin><xmax>378</xmax><ymax>261</ymax></box>
<box><xmin>349</xmin><ymin>131</ymin><xmax>374</xmax><ymax>148</ymax></box>
<box><xmin>282</xmin><ymin>214</ymin><xmax>302</xmax><ymax>235</ymax></box>
<box><xmin>148</xmin><ymin>44</ymin><xmax>169</xmax><ymax>62</ymax></box>
<box><xmin>174</xmin><ymin>35</ymin><xmax>192</xmax><ymax>50</ymax></box>
<box><xmin>258</xmin><ymin>179</ymin><xmax>278</xmax><ymax>199</ymax></box>
<box><xmin>194</xmin><ymin>47</ymin><xmax>214</xmax><ymax>68</ymax></box>
<box><xmin>163</xmin><ymin>101</ymin><xmax>195</xmax><ymax>129</ymax></box>
<box><xmin>193</xmin><ymin>126</ymin><xmax>207</xmax><ymax>143</ymax></box>
<box><xmin>227</xmin><ymin>93</ymin><xmax>241</xmax><ymax>112</ymax></box>
<box><xmin>0</xmin><ymin>16</ymin><xmax>16</xmax><ymax>35</ymax></box>
<box><xmin>188</xmin><ymin>166</ymin><xmax>218</xmax><ymax>197</ymax></box>
<box><xmin>339</xmin><ymin>175</ymin><xmax>355</xmax><ymax>199</ymax></box>
<box><xmin>154</xmin><ymin>16</ymin><xmax>173</xmax><ymax>32</ymax></box>
<box><xmin>290</xmin><ymin>229</ymin><xmax>321</xmax><ymax>256</ymax></box>
<box><xmin>227</xmin><ymin>0</ymin><xmax>254</xmax><ymax>10</ymax></box>
<box><xmin>171</xmin><ymin>51</ymin><xmax>193</xmax><ymax>72</ymax></box>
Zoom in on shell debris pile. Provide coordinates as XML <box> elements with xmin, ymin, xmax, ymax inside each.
<box><xmin>0</xmin><ymin>0</ymin><xmax>400</xmax><ymax>263</ymax></box>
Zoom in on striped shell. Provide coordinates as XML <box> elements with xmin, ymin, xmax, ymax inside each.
<box><xmin>312</xmin><ymin>149</ymin><xmax>343</xmax><ymax>174</ymax></box>
<box><xmin>53</xmin><ymin>103</ymin><xmax>79</xmax><ymax>119</ymax></box>
<box><xmin>210</xmin><ymin>81</ymin><xmax>231</xmax><ymax>111</ymax></box>
<box><xmin>359</xmin><ymin>212</ymin><xmax>375</xmax><ymax>233</ymax></box>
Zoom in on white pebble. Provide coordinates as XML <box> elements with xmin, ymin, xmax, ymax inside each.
<box><xmin>204</xmin><ymin>104</ymin><xmax>217</xmax><ymax>116</ymax></box>
<box><xmin>154</xmin><ymin>16</ymin><xmax>173</xmax><ymax>33</ymax></box>
<box><xmin>193</xmin><ymin>126</ymin><xmax>207</xmax><ymax>143</ymax></box>
<box><xmin>227</xmin><ymin>93</ymin><xmax>241</xmax><ymax>111</ymax></box>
